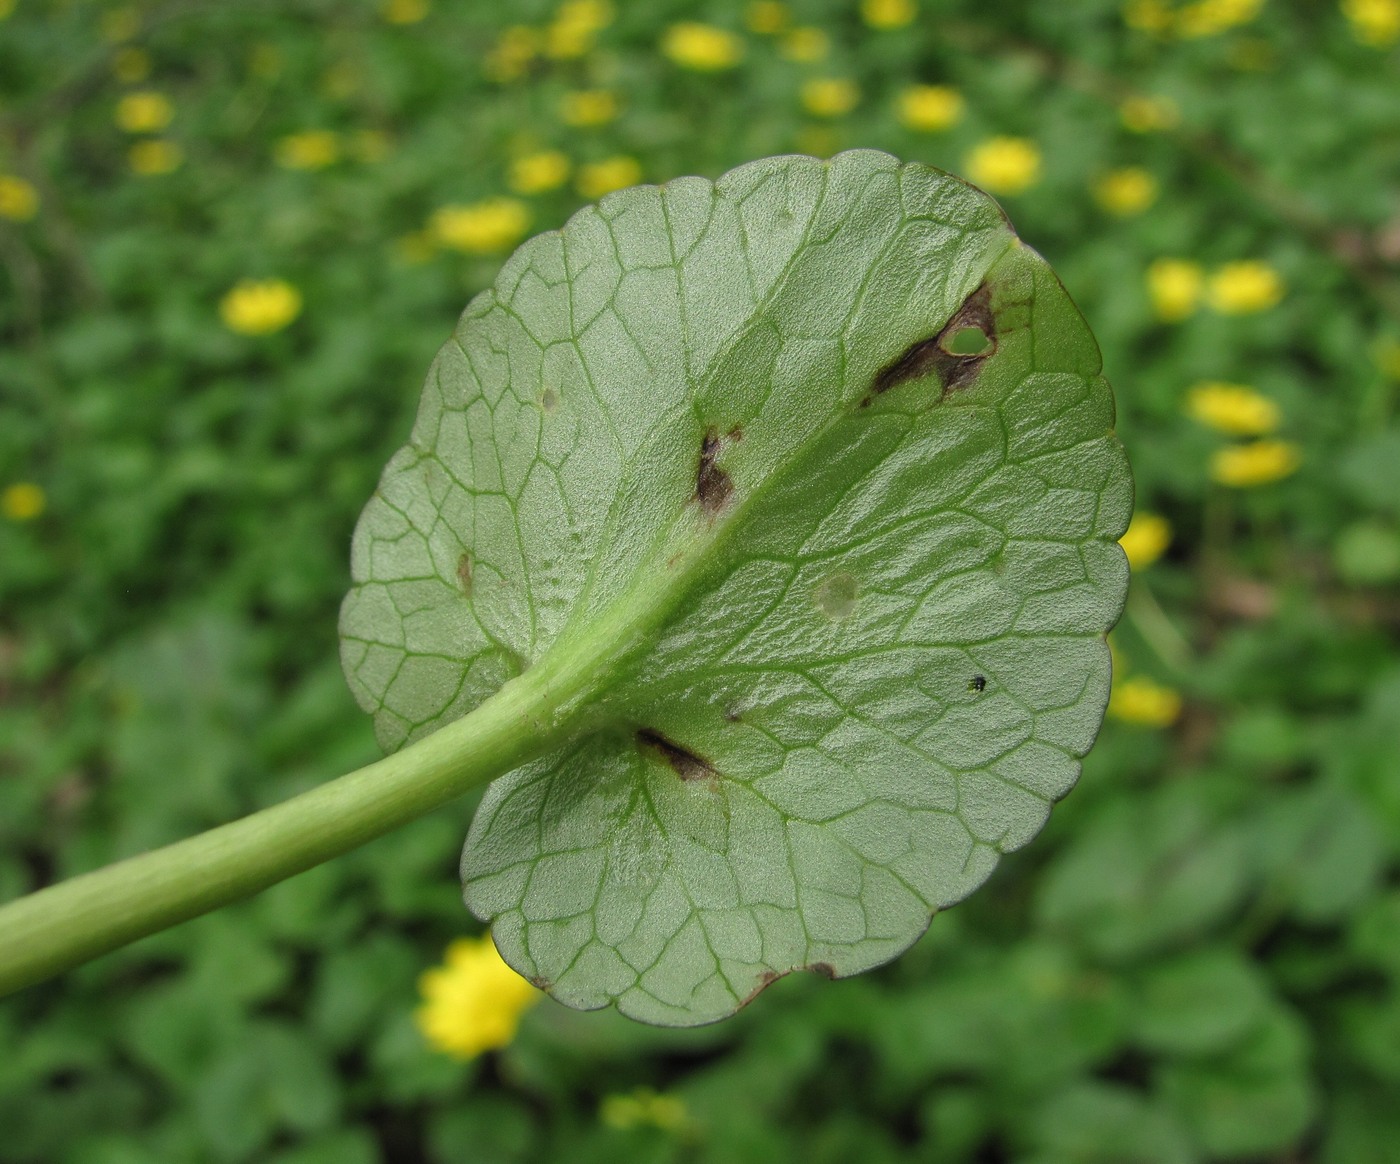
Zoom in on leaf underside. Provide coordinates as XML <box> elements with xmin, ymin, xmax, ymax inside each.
<box><xmin>340</xmin><ymin>150</ymin><xmax>1132</xmax><ymax>1026</ymax></box>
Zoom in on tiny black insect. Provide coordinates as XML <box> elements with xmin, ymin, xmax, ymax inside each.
<box><xmin>968</xmin><ymin>675</ymin><xmax>986</xmax><ymax>693</ymax></box>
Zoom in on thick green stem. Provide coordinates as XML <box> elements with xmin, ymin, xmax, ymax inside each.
<box><xmin>0</xmin><ymin>664</ymin><xmax>578</xmax><ymax>997</ymax></box>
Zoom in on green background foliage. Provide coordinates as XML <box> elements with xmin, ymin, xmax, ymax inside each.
<box><xmin>1</xmin><ymin>0</ymin><xmax>1398</xmax><ymax>1160</ymax></box>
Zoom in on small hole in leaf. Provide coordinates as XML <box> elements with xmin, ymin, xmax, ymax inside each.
<box><xmin>940</xmin><ymin>325</ymin><xmax>994</xmax><ymax>357</ymax></box>
<box><xmin>815</xmin><ymin>571</ymin><xmax>858</xmax><ymax>620</ymax></box>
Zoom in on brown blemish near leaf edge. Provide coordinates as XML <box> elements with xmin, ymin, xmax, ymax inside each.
<box><xmin>864</xmin><ymin>283</ymin><xmax>997</xmax><ymax>405</ymax></box>
<box><xmin>695</xmin><ymin>427</ymin><xmax>734</xmax><ymax>516</ymax></box>
<box><xmin>636</xmin><ymin>728</ymin><xmax>718</xmax><ymax>782</ymax></box>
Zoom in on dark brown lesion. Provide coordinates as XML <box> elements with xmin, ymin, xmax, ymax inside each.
<box><xmin>456</xmin><ymin>552</ymin><xmax>473</xmax><ymax>596</ymax></box>
<box><xmin>695</xmin><ymin>427</ymin><xmax>734</xmax><ymax>516</ymax></box>
<box><xmin>636</xmin><ymin>728</ymin><xmax>717</xmax><ymax>782</ymax></box>
<box><xmin>868</xmin><ymin>282</ymin><xmax>997</xmax><ymax>402</ymax></box>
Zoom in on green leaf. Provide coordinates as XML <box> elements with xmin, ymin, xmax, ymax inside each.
<box><xmin>340</xmin><ymin>151</ymin><xmax>1130</xmax><ymax>1025</ymax></box>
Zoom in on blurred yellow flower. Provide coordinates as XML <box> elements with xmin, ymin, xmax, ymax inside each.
<box><xmin>1119</xmin><ymin>512</ymin><xmax>1172</xmax><ymax>569</ymax></box>
<box><xmin>1210</xmin><ymin>440</ymin><xmax>1301</xmax><ymax>487</ymax></box>
<box><xmin>115</xmin><ymin>90</ymin><xmax>173</xmax><ymax>133</ymax></box>
<box><xmin>276</xmin><ymin>130</ymin><xmax>340</xmax><ymax>170</ymax></box>
<box><xmin>351</xmin><ymin>129</ymin><xmax>391</xmax><ymax>163</ymax></box>
<box><xmin>431</xmin><ymin>198</ymin><xmax>531</xmax><ymax>253</ymax></box>
<box><xmin>1343</xmin><ymin>0</ymin><xmax>1400</xmax><ymax>44</ymax></box>
<box><xmin>1120</xmin><ymin>94</ymin><xmax>1180</xmax><ymax>132</ymax></box>
<box><xmin>0</xmin><ymin>0</ymin><xmax>14</xmax><ymax>20</ymax></box>
<box><xmin>745</xmin><ymin>1</ymin><xmax>790</xmax><ymax>34</ymax></box>
<box><xmin>129</xmin><ymin>139</ymin><xmax>182</xmax><ymax>175</ymax></box>
<box><xmin>1206</xmin><ymin>260</ymin><xmax>1283</xmax><ymax>314</ymax></box>
<box><xmin>1146</xmin><ymin>258</ymin><xmax>1204</xmax><ymax>321</ymax></box>
<box><xmin>416</xmin><ymin>935</ymin><xmax>540</xmax><ymax>1060</ymax></box>
<box><xmin>1175</xmin><ymin>0</ymin><xmax>1263</xmax><ymax>37</ymax></box>
<box><xmin>1123</xmin><ymin>0</ymin><xmax>1173</xmax><ymax>32</ymax></box>
<box><xmin>1374</xmin><ymin>337</ymin><xmax>1400</xmax><ymax>379</ymax></box>
<box><xmin>381</xmin><ymin>0</ymin><xmax>429</xmax><ymax>23</ymax></box>
<box><xmin>896</xmin><ymin>84</ymin><xmax>964</xmax><ymax>132</ymax></box>
<box><xmin>0</xmin><ymin>174</ymin><xmax>39</xmax><ymax>221</ymax></box>
<box><xmin>780</xmin><ymin>26</ymin><xmax>830</xmax><ymax>61</ymax></box>
<box><xmin>862</xmin><ymin>0</ymin><xmax>917</xmax><ymax>29</ymax></box>
<box><xmin>801</xmin><ymin>77</ymin><xmax>860</xmax><ymax>118</ymax></box>
<box><xmin>545</xmin><ymin>0</ymin><xmax>613</xmax><ymax>58</ymax></box>
<box><xmin>964</xmin><ymin>137</ymin><xmax>1041</xmax><ymax>195</ymax></box>
<box><xmin>486</xmin><ymin>26</ymin><xmax>539</xmax><ymax>83</ymax></box>
<box><xmin>101</xmin><ymin>7</ymin><xmax>139</xmax><ymax>42</ymax></box>
<box><xmin>577</xmin><ymin>155</ymin><xmax>642</xmax><ymax>199</ymax></box>
<box><xmin>661</xmin><ymin>23</ymin><xmax>745</xmax><ymax>70</ymax></box>
<box><xmin>600</xmin><ymin>1087</ymin><xmax>692</xmax><ymax>1132</ymax></box>
<box><xmin>394</xmin><ymin>231</ymin><xmax>437</xmax><ymax>265</ymax></box>
<box><xmin>2</xmin><ymin>482</ymin><xmax>46</xmax><ymax>522</ymax></box>
<box><xmin>220</xmin><ymin>279</ymin><xmax>302</xmax><ymax>336</ymax></box>
<box><xmin>509</xmin><ymin>151</ymin><xmax>570</xmax><ymax>194</ymax></box>
<box><xmin>113</xmin><ymin>47</ymin><xmax>151</xmax><ymax>83</ymax></box>
<box><xmin>559</xmin><ymin>89</ymin><xmax>618</xmax><ymax>127</ymax></box>
<box><xmin>1108</xmin><ymin>676</ymin><xmax>1182</xmax><ymax>727</ymax></box>
<box><xmin>1093</xmin><ymin>167</ymin><xmax>1158</xmax><ymax>216</ymax></box>
<box><xmin>1186</xmin><ymin>382</ymin><xmax>1280</xmax><ymax>435</ymax></box>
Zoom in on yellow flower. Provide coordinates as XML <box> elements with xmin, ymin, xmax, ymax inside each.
<box><xmin>544</xmin><ymin>0</ymin><xmax>613</xmax><ymax>58</ymax></box>
<box><xmin>896</xmin><ymin>84</ymin><xmax>964</xmax><ymax>132</ymax></box>
<box><xmin>1108</xmin><ymin>676</ymin><xmax>1182</xmax><ymax>727</ymax></box>
<box><xmin>577</xmin><ymin>156</ymin><xmax>642</xmax><ymax>199</ymax></box>
<box><xmin>1343</xmin><ymin>0</ymin><xmax>1400</xmax><ymax>45</ymax></box>
<box><xmin>745</xmin><ymin>1</ymin><xmax>790</xmax><ymax>34</ymax></box>
<box><xmin>115</xmin><ymin>90</ymin><xmax>174</xmax><ymax>133</ymax></box>
<box><xmin>1185</xmin><ymin>382</ymin><xmax>1280</xmax><ymax>435</ymax></box>
<box><xmin>129</xmin><ymin>139</ymin><xmax>182</xmax><ymax>175</ymax></box>
<box><xmin>101</xmin><ymin>6</ymin><xmax>140</xmax><ymax>42</ymax></box>
<box><xmin>508</xmin><ymin>151</ymin><xmax>570</xmax><ymax>194</ymax></box>
<box><xmin>1123</xmin><ymin>0</ymin><xmax>1173</xmax><ymax>31</ymax></box>
<box><xmin>1120</xmin><ymin>94</ymin><xmax>1180</xmax><ymax>133</ymax></box>
<box><xmin>600</xmin><ymin>1087</ymin><xmax>692</xmax><ymax>1132</ymax></box>
<box><xmin>1374</xmin><ymin>337</ymin><xmax>1400</xmax><ymax>379</ymax></box>
<box><xmin>351</xmin><ymin>129</ymin><xmax>391</xmax><ymax>163</ymax></box>
<box><xmin>559</xmin><ymin>89</ymin><xmax>618</xmax><ymax>127</ymax></box>
<box><xmin>1119</xmin><ymin>512</ymin><xmax>1172</xmax><ymax>569</ymax></box>
<box><xmin>2</xmin><ymin>482</ymin><xmax>46</xmax><ymax>522</ymax></box>
<box><xmin>0</xmin><ymin>174</ymin><xmax>39</xmax><ymax>221</ymax></box>
<box><xmin>1210</xmin><ymin>440</ymin><xmax>1301</xmax><ymax>487</ymax></box>
<box><xmin>661</xmin><ymin>23</ymin><xmax>745</xmax><ymax>70</ymax></box>
<box><xmin>1206</xmin><ymin>260</ymin><xmax>1283</xmax><ymax>314</ymax></box>
<box><xmin>1146</xmin><ymin>258</ymin><xmax>1204</xmax><ymax>322</ymax></box>
<box><xmin>486</xmin><ymin>26</ymin><xmax>539</xmax><ymax>83</ymax></box>
<box><xmin>1093</xmin><ymin>167</ymin><xmax>1158</xmax><ymax>216</ymax></box>
<box><xmin>862</xmin><ymin>0</ymin><xmax>917</xmax><ymax>29</ymax></box>
<box><xmin>801</xmin><ymin>77</ymin><xmax>860</xmax><ymax>118</ymax></box>
<box><xmin>276</xmin><ymin>131</ymin><xmax>340</xmax><ymax>170</ymax></box>
<box><xmin>394</xmin><ymin>231</ymin><xmax>437</xmax><ymax>265</ymax></box>
<box><xmin>431</xmin><ymin>198</ymin><xmax>530</xmax><ymax>254</ymax></box>
<box><xmin>1175</xmin><ymin>0</ymin><xmax>1263</xmax><ymax>37</ymax></box>
<box><xmin>779</xmin><ymin>26</ymin><xmax>830</xmax><ymax>61</ymax></box>
<box><xmin>381</xmin><ymin>0</ymin><xmax>430</xmax><ymax>23</ymax></box>
<box><xmin>113</xmin><ymin>47</ymin><xmax>151</xmax><ymax>83</ymax></box>
<box><xmin>963</xmin><ymin>137</ymin><xmax>1041</xmax><ymax>195</ymax></box>
<box><xmin>219</xmin><ymin>279</ymin><xmax>303</xmax><ymax>335</ymax></box>
<box><xmin>415</xmin><ymin>935</ymin><xmax>540</xmax><ymax>1060</ymax></box>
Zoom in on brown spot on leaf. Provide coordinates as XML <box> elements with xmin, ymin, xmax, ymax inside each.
<box><xmin>870</xmin><ymin>283</ymin><xmax>996</xmax><ymax>400</ymax></box>
<box><xmin>806</xmin><ymin>962</ymin><xmax>837</xmax><ymax>979</ymax></box>
<box><xmin>636</xmin><ymin>728</ymin><xmax>717</xmax><ymax>782</ymax></box>
<box><xmin>540</xmin><ymin>387</ymin><xmax>559</xmax><ymax>413</ymax></box>
<box><xmin>529</xmin><ymin>974</ymin><xmax>552</xmax><ymax>991</ymax></box>
<box><xmin>727</xmin><ymin>424</ymin><xmax>744</xmax><ymax>442</ymax></box>
<box><xmin>738</xmin><ymin>968</ymin><xmax>785</xmax><ymax>1009</ymax></box>
<box><xmin>456</xmin><ymin>552</ymin><xmax>473</xmax><ymax>596</ymax></box>
<box><xmin>695</xmin><ymin>427</ymin><xmax>734</xmax><ymax>516</ymax></box>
